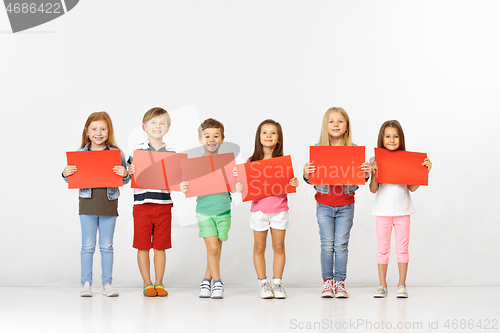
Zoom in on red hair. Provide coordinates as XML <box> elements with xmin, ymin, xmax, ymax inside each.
<box><xmin>80</xmin><ymin>112</ymin><xmax>118</xmax><ymax>149</ymax></box>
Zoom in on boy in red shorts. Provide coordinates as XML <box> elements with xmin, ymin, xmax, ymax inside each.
<box><xmin>128</xmin><ymin>107</ymin><xmax>174</xmax><ymax>297</ymax></box>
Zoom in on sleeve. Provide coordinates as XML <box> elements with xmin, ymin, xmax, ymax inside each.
<box><xmin>120</xmin><ymin>150</ymin><xmax>131</xmax><ymax>185</ymax></box>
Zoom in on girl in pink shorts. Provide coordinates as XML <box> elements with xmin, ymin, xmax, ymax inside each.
<box><xmin>369</xmin><ymin>120</ymin><xmax>432</xmax><ymax>298</ymax></box>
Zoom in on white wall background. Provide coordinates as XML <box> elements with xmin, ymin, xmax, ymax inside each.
<box><xmin>0</xmin><ymin>0</ymin><xmax>499</xmax><ymax>287</ymax></box>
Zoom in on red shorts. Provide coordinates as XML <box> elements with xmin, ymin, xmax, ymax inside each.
<box><xmin>133</xmin><ymin>203</ymin><xmax>173</xmax><ymax>250</ymax></box>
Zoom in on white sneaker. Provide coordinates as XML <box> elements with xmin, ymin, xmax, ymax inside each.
<box><xmin>334</xmin><ymin>280</ymin><xmax>349</xmax><ymax>298</ymax></box>
<box><xmin>397</xmin><ymin>286</ymin><xmax>408</xmax><ymax>298</ymax></box>
<box><xmin>373</xmin><ymin>286</ymin><xmax>388</xmax><ymax>298</ymax></box>
<box><xmin>81</xmin><ymin>282</ymin><xmax>93</xmax><ymax>297</ymax></box>
<box><xmin>211</xmin><ymin>281</ymin><xmax>224</xmax><ymax>299</ymax></box>
<box><xmin>259</xmin><ymin>279</ymin><xmax>274</xmax><ymax>299</ymax></box>
<box><xmin>199</xmin><ymin>280</ymin><xmax>211</xmax><ymax>298</ymax></box>
<box><xmin>102</xmin><ymin>284</ymin><xmax>119</xmax><ymax>297</ymax></box>
<box><xmin>321</xmin><ymin>279</ymin><xmax>334</xmax><ymax>298</ymax></box>
<box><xmin>272</xmin><ymin>279</ymin><xmax>287</xmax><ymax>299</ymax></box>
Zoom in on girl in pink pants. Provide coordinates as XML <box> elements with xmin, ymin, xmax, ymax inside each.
<box><xmin>369</xmin><ymin>120</ymin><xmax>432</xmax><ymax>298</ymax></box>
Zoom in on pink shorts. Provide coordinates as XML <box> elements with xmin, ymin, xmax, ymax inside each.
<box><xmin>376</xmin><ymin>215</ymin><xmax>410</xmax><ymax>264</ymax></box>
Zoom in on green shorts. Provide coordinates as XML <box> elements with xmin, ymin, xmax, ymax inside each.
<box><xmin>196</xmin><ymin>213</ymin><xmax>231</xmax><ymax>241</ymax></box>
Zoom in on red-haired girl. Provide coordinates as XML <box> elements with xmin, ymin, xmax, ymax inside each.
<box><xmin>63</xmin><ymin>112</ymin><xmax>129</xmax><ymax>297</ymax></box>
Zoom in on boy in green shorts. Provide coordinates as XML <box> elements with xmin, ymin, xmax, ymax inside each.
<box><xmin>181</xmin><ymin>118</ymin><xmax>239</xmax><ymax>299</ymax></box>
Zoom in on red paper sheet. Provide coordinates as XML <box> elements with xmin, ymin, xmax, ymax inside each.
<box><xmin>374</xmin><ymin>148</ymin><xmax>428</xmax><ymax>186</ymax></box>
<box><xmin>131</xmin><ymin>151</ymin><xmax>187</xmax><ymax>191</ymax></box>
<box><xmin>309</xmin><ymin>146</ymin><xmax>365</xmax><ymax>185</ymax></box>
<box><xmin>180</xmin><ymin>153</ymin><xmax>236</xmax><ymax>197</ymax></box>
<box><xmin>236</xmin><ymin>155</ymin><xmax>296</xmax><ymax>202</ymax></box>
<box><xmin>66</xmin><ymin>150</ymin><xmax>123</xmax><ymax>189</ymax></box>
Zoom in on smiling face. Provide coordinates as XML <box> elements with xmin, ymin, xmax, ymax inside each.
<box><xmin>86</xmin><ymin>120</ymin><xmax>108</xmax><ymax>150</ymax></box>
<box><xmin>260</xmin><ymin>123</ymin><xmax>279</xmax><ymax>150</ymax></box>
<box><xmin>327</xmin><ymin>111</ymin><xmax>347</xmax><ymax>141</ymax></box>
<box><xmin>383</xmin><ymin>126</ymin><xmax>400</xmax><ymax>150</ymax></box>
<box><xmin>199</xmin><ymin>127</ymin><xmax>224</xmax><ymax>155</ymax></box>
<box><xmin>142</xmin><ymin>114</ymin><xmax>170</xmax><ymax>141</ymax></box>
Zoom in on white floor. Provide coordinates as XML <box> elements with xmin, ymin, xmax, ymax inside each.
<box><xmin>1</xmin><ymin>286</ymin><xmax>498</xmax><ymax>333</ymax></box>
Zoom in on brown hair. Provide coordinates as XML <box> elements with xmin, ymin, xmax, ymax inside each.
<box><xmin>319</xmin><ymin>107</ymin><xmax>352</xmax><ymax>146</ymax></box>
<box><xmin>142</xmin><ymin>107</ymin><xmax>171</xmax><ymax>126</ymax></box>
<box><xmin>377</xmin><ymin>120</ymin><xmax>406</xmax><ymax>151</ymax></box>
<box><xmin>80</xmin><ymin>111</ymin><xmax>118</xmax><ymax>149</ymax></box>
<box><xmin>198</xmin><ymin>118</ymin><xmax>225</xmax><ymax>138</ymax></box>
<box><xmin>250</xmin><ymin>119</ymin><xmax>284</xmax><ymax>161</ymax></box>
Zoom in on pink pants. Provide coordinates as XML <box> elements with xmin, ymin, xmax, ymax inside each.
<box><xmin>376</xmin><ymin>215</ymin><xmax>410</xmax><ymax>264</ymax></box>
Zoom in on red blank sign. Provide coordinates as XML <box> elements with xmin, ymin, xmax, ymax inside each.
<box><xmin>180</xmin><ymin>153</ymin><xmax>236</xmax><ymax>198</ymax></box>
<box><xmin>237</xmin><ymin>155</ymin><xmax>296</xmax><ymax>202</ymax></box>
<box><xmin>374</xmin><ymin>148</ymin><xmax>428</xmax><ymax>186</ymax></box>
<box><xmin>309</xmin><ymin>146</ymin><xmax>365</xmax><ymax>185</ymax></box>
<box><xmin>131</xmin><ymin>151</ymin><xmax>187</xmax><ymax>191</ymax></box>
<box><xmin>66</xmin><ymin>150</ymin><xmax>123</xmax><ymax>189</ymax></box>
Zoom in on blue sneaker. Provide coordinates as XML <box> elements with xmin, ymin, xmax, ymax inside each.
<box><xmin>199</xmin><ymin>280</ymin><xmax>211</xmax><ymax>298</ymax></box>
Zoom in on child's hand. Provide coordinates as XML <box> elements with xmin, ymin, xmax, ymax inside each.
<box><xmin>303</xmin><ymin>162</ymin><xmax>315</xmax><ymax>180</ymax></box>
<box><xmin>361</xmin><ymin>162</ymin><xmax>371</xmax><ymax>178</ymax></box>
<box><xmin>371</xmin><ymin>161</ymin><xmax>378</xmax><ymax>175</ymax></box>
<box><xmin>128</xmin><ymin>164</ymin><xmax>136</xmax><ymax>176</ymax></box>
<box><xmin>114</xmin><ymin>166</ymin><xmax>127</xmax><ymax>177</ymax></box>
<box><xmin>232</xmin><ymin>166</ymin><xmax>238</xmax><ymax>178</ymax></box>
<box><xmin>422</xmin><ymin>158</ymin><xmax>432</xmax><ymax>173</ymax></box>
<box><xmin>235</xmin><ymin>181</ymin><xmax>243</xmax><ymax>193</ymax></box>
<box><xmin>63</xmin><ymin>165</ymin><xmax>77</xmax><ymax>177</ymax></box>
<box><xmin>290</xmin><ymin>177</ymin><xmax>299</xmax><ymax>187</ymax></box>
<box><xmin>180</xmin><ymin>181</ymin><xmax>189</xmax><ymax>193</ymax></box>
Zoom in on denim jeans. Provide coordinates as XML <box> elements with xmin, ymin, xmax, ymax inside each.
<box><xmin>80</xmin><ymin>215</ymin><xmax>117</xmax><ymax>285</ymax></box>
<box><xmin>316</xmin><ymin>202</ymin><xmax>354</xmax><ymax>281</ymax></box>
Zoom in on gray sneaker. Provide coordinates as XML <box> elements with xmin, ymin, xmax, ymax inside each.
<box><xmin>102</xmin><ymin>284</ymin><xmax>119</xmax><ymax>297</ymax></box>
<box><xmin>81</xmin><ymin>282</ymin><xmax>92</xmax><ymax>297</ymax></box>
<box><xmin>259</xmin><ymin>279</ymin><xmax>274</xmax><ymax>299</ymax></box>
<box><xmin>272</xmin><ymin>280</ymin><xmax>287</xmax><ymax>299</ymax></box>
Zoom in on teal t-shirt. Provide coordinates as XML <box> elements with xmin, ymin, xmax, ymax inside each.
<box><xmin>196</xmin><ymin>192</ymin><xmax>232</xmax><ymax>216</ymax></box>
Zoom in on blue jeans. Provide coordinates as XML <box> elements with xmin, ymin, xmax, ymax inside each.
<box><xmin>80</xmin><ymin>215</ymin><xmax>117</xmax><ymax>285</ymax></box>
<box><xmin>316</xmin><ymin>202</ymin><xmax>354</xmax><ymax>281</ymax></box>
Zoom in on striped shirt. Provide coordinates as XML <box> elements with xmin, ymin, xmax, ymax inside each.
<box><xmin>128</xmin><ymin>141</ymin><xmax>175</xmax><ymax>205</ymax></box>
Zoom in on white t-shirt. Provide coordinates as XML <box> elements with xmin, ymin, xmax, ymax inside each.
<box><xmin>372</xmin><ymin>183</ymin><xmax>414</xmax><ymax>216</ymax></box>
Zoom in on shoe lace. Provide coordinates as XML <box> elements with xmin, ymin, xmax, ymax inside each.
<box><xmin>322</xmin><ymin>279</ymin><xmax>333</xmax><ymax>291</ymax></box>
<box><xmin>273</xmin><ymin>283</ymin><xmax>285</xmax><ymax>293</ymax></box>
<box><xmin>334</xmin><ymin>281</ymin><xmax>346</xmax><ymax>293</ymax></box>
<box><xmin>261</xmin><ymin>282</ymin><xmax>272</xmax><ymax>293</ymax></box>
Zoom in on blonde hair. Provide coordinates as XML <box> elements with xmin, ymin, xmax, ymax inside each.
<box><xmin>142</xmin><ymin>107</ymin><xmax>171</xmax><ymax>126</ymax></box>
<box><xmin>80</xmin><ymin>111</ymin><xmax>118</xmax><ymax>149</ymax></box>
<box><xmin>319</xmin><ymin>107</ymin><xmax>352</xmax><ymax>146</ymax></box>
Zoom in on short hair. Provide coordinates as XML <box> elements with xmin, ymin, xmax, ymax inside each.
<box><xmin>377</xmin><ymin>120</ymin><xmax>406</xmax><ymax>151</ymax></box>
<box><xmin>198</xmin><ymin>118</ymin><xmax>225</xmax><ymax>138</ymax></box>
<box><xmin>142</xmin><ymin>107</ymin><xmax>171</xmax><ymax>127</ymax></box>
<box><xmin>319</xmin><ymin>107</ymin><xmax>352</xmax><ymax>146</ymax></box>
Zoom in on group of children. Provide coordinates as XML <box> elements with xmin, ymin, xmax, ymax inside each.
<box><xmin>63</xmin><ymin>106</ymin><xmax>432</xmax><ymax>300</ymax></box>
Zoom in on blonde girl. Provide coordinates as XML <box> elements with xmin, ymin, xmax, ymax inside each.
<box><xmin>63</xmin><ymin>112</ymin><xmax>130</xmax><ymax>297</ymax></box>
<box><xmin>248</xmin><ymin>119</ymin><xmax>298</xmax><ymax>299</ymax></box>
<box><xmin>370</xmin><ymin>120</ymin><xmax>431</xmax><ymax>298</ymax></box>
<box><xmin>303</xmin><ymin>107</ymin><xmax>371</xmax><ymax>298</ymax></box>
